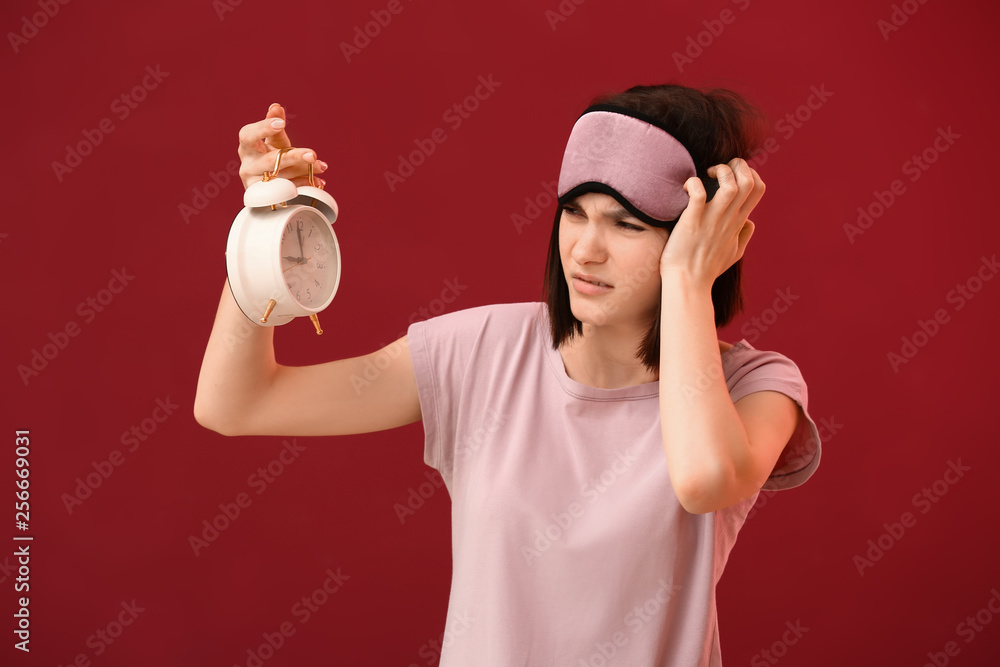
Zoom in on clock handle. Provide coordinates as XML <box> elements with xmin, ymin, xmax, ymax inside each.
<box><xmin>263</xmin><ymin>147</ymin><xmax>295</xmax><ymax>182</ymax></box>
<box><xmin>307</xmin><ymin>162</ymin><xmax>325</xmax><ymax>190</ymax></box>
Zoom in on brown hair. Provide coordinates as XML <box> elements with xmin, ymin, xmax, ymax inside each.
<box><xmin>542</xmin><ymin>83</ymin><xmax>769</xmax><ymax>372</ymax></box>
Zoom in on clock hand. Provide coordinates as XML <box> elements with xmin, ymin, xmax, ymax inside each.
<box><xmin>282</xmin><ymin>257</ymin><xmax>312</xmax><ymax>272</ymax></box>
<box><xmin>297</xmin><ymin>225</ymin><xmax>305</xmax><ymax>258</ymax></box>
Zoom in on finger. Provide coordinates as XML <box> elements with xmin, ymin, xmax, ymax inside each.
<box><xmin>240</xmin><ymin>147</ymin><xmax>321</xmax><ymax>188</ymax></box>
<box><xmin>248</xmin><ymin>147</ymin><xmax>321</xmax><ymax>180</ymax></box>
<box><xmin>237</xmin><ymin>109</ymin><xmax>290</xmax><ymax>157</ymax></box>
<box><xmin>238</xmin><ymin>118</ymin><xmax>288</xmax><ymax>157</ymax></box>
<box><xmin>679</xmin><ymin>176</ymin><xmax>708</xmax><ymax>223</ymax></box>
<box><xmin>709</xmin><ymin>161</ymin><xmax>760</xmax><ymax>247</ymax></box>
<box><xmin>264</xmin><ymin>103</ymin><xmax>291</xmax><ymax>149</ymax></box>
<box><xmin>706</xmin><ymin>163</ymin><xmax>741</xmax><ymax>210</ymax></box>
<box><xmin>730</xmin><ymin>159</ymin><xmax>764</xmax><ymax>220</ymax></box>
<box><xmin>744</xmin><ymin>166</ymin><xmax>765</xmax><ymax>216</ymax></box>
<box><xmin>286</xmin><ymin>174</ymin><xmax>327</xmax><ymax>188</ymax></box>
<box><xmin>724</xmin><ymin>159</ymin><xmax>757</xmax><ymax>202</ymax></box>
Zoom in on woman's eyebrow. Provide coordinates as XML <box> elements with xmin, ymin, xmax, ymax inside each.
<box><xmin>564</xmin><ymin>197</ymin><xmax>639</xmax><ymax>221</ymax></box>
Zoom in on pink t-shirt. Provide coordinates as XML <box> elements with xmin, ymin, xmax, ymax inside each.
<box><xmin>407</xmin><ymin>301</ymin><xmax>821</xmax><ymax>666</ymax></box>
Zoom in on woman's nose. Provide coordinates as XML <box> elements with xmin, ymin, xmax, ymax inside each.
<box><xmin>571</xmin><ymin>222</ymin><xmax>607</xmax><ymax>264</ymax></box>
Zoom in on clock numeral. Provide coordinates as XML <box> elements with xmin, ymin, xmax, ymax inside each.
<box><xmin>314</xmin><ymin>279</ymin><xmax>321</xmax><ymax>288</ymax></box>
<box><xmin>317</xmin><ymin>263</ymin><xmax>325</xmax><ymax>270</ymax></box>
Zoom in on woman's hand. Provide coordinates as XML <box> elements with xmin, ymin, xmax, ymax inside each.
<box><xmin>237</xmin><ymin>102</ymin><xmax>328</xmax><ymax>191</ymax></box>
<box><xmin>659</xmin><ymin>158</ymin><xmax>764</xmax><ymax>290</ymax></box>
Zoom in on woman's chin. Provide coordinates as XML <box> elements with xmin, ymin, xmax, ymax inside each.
<box><xmin>570</xmin><ymin>297</ymin><xmax>656</xmax><ymax>331</ymax></box>
<box><xmin>569</xmin><ymin>299</ymin><xmax>615</xmax><ymax>328</ymax></box>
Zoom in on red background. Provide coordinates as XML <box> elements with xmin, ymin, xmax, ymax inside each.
<box><xmin>5</xmin><ymin>0</ymin><xmax>1000</xmax><ymax>664</ymax></box>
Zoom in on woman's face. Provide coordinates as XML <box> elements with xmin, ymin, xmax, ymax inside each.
<box><xmin>558</xmin><ymin>192</ymin><xmax>669</xmax><ymax>330</ymax></box>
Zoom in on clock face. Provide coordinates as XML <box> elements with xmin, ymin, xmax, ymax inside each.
<box><xmin>279</xmin><ymin>210</ymin><xmax>338</xmax><ymax>308</ymax></box>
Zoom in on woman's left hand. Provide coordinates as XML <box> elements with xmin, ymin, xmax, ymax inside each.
<box><xmin>659</xmin><ymin>158</ymin><xmax>765</xmax><ymax>289</ymax></box>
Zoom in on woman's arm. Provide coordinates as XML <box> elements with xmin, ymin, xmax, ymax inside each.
<box><xmin>657</xmin><ymin>159</ymin><xmax>798</xmax><ymax>514</ymax></box>
<box><xmin>657</xmin><ymin>272</ymin><xmax>799</xmax><ymax>514</ymax></box>
<box><xmin>194</xmin><ymin>279</ymin><xmax>421</xmax><ymax>436</ymax></box>
<box><xmin>193</xmin><ymin>105</ymin><xmax>421</xmax><ymax>437</ymax></box>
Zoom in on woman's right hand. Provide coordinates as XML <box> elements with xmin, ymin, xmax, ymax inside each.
<box><xmin>237</xmin><ymin>102</ymin><xmax>328</xmax><ymax>191</ymax></box>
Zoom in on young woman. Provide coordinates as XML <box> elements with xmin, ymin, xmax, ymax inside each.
<box><xmin>195</xmin><ymin>83</ymin><xmax>822</xmax><ymax>666</ymax></box>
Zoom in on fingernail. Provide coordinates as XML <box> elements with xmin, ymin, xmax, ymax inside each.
<box><xmin>302</xmin><ymin>151</ymin><xmax>315</xmax><ymax>161</ymax></box>
<box><xmin>269</xmin><ymin>102</ymin><xmax>281</xmax><ymax>109</ymax></box>
<box><xmin>318</xmin><ymin>161</ymin><xmax>328</xmax><ymax>171</ymax></box>
<box><xmin>271</xmin><ymin>118</ymin><xmax>285</xmax><ymax>129</ymax></box>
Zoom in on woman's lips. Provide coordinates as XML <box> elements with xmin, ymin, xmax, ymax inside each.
<box><xmin>572</xmin><ymin>275</ymin><xmax>613</xmax><ymax>295</ymax></box>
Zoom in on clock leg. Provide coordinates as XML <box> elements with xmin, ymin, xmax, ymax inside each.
<box><xmin>309</xmin><ymin>313</ymin><xmax>323</xmax><ymax>335</ymax></box>
<box><xmin>261</xmin><ymin>299</ymin><xmax>277</xmax><ymax>324</ymax></box>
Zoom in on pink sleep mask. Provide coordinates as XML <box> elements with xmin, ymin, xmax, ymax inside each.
<box><xmin>557</xmin><ymin>104</ymin><xmax>715</xmax><ymax>227</ymax></box>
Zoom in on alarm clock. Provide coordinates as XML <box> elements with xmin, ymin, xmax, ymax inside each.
<box><xmin>226</xmin><ymin>147</ymin><xmax>341</xmax><ymax>334</ymax></box>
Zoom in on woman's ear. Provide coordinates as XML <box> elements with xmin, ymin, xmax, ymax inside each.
<box><xmin>734</xmin><ymin>218</ymin><xmax>755</xmax><ymax>263</ymax></box>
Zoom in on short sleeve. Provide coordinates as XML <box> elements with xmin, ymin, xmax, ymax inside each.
<box><xmin>406</xmin><ymin>305</ymin><xmax>491</xmax><ymax>484</ymax></box>
<box><xmin>726</xmin><ymin>346</ymin><xmax>821</xmax><ymax>491</ymax></box>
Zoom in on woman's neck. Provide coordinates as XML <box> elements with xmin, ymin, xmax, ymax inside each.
<box><xmin>558</xmin><ymin>322</ymin><xmax>658</xmax><ymax>389</ymax></box>
<box><xmin>558</xmin><ymin>323</ymin><xmax>732</xmax><ymax>390</ymax></box>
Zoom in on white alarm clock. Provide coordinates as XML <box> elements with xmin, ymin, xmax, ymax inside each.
<box><xmin>226</xmin><ymin>148</ymin><xmax>341</xmax><ymax>334</ymax></box>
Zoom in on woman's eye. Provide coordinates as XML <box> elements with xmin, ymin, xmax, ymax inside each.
<box><xmin>560</xmin><ymin>207</ymin><xmax>642</xmax><ymax>231</ymax></box>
